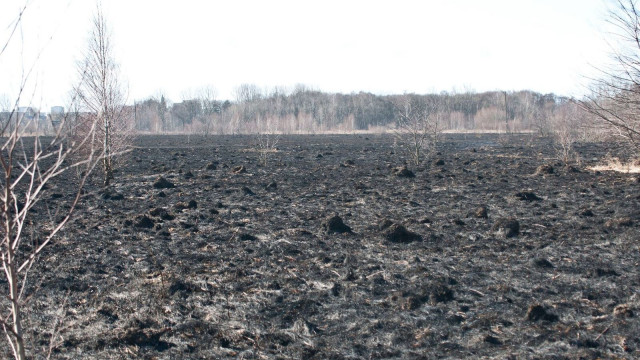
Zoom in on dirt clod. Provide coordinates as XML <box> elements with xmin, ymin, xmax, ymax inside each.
<box><xmin>474</xmin><ymin>206</ymin><xmax>488</xmax><ymax>219</ymax></box>
<box><xmin>383</xmin><ymin>223</ymin><xmax>422</xmax><ymax>243</ymax></box>
<box><xmin>492</xmin><ymin>217</ymin><xmax>520</xmax><ymax>238</ymax></box>
<box><xmin>484</xmin><ymin>335</ymin><xmax>502</xmax><ymax>345</ymax></box>
<box><xmin>133</xmin><ymin>215</ymin><xmax>155</xmax><ymax>229</ymax></box>
<box><xmin>392</xmin><ymin>166</ymin><xmax>415</xmax><ymax>178</ymax></box>
<box><xmin>324</xmin><ymin>215</ymin><xmax>352</xmax><ymax>234</ymax></box>
<box><xmin>153</xmin><ymin>176</ymin><xmax>175</xmax><ymax>189</ymax></box>
<box><xmin>238</xmin><ymin>233</ymin><xmax>257</xmax><ymax>241</ymax></box>
<box><xmin>579</xmin><ymin>208</ymin><xmax>594</xmax><ymax>217</ymax></box>
<box><xmin>514</xmin><ymin>191</ymin><xmax>542</xmax><ymax>201</ymax></box>
<box><xmin>429</xmin><ymin>283</ymin><xmax>454</xmax><ymax>304</ymax></box>
<box><xmin>149</xmin><ymin>207</ymin><xmax>175</xmax><ymax>221</ymax></box>
<box><xmin>526</xmin><ymin>304</ymin><xmax>559</xmax><ymax>322</ymax></box>
<box><xmin>174</xmin><ymin>201</ymin><xmax>197</xmax><ymax>211</ymax></box>
<box><xmin>531</xmin><ymin>257</ymin><xmax>554</xmax><ymax>269</ymax></box>
<box><xmin>535</xmin><ymin>164</ymin><xmax>554</xmax><ymax>175</ymax></box>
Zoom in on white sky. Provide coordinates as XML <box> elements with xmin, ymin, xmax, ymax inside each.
<box><xmin>0</xmin><ymin>0</ymin><xmax>613</xmax><ymax>109</ymax></box>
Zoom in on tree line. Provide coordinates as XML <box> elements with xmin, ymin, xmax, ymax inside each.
<box><xmin>129</xmin><ymin>86</ymin><xmax>572</xmax><ymax>135</ymax></box>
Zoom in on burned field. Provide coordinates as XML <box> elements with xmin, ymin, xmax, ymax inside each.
<box><xmin>14</xmin><ymin>134</ymin><xmax>640</xmax><ymax>359</ymax></box>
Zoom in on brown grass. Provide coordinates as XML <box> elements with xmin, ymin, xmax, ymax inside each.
<box><xmin>588</xmin><ymin>158</ymin><xmax>640</xmax><ymax>173</ymax></box>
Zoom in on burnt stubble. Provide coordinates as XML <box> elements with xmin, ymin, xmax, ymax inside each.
<box><xmin>15</xmin><ymin>134</ymin><xmax>640</xmax><ymax>359</ymax></box>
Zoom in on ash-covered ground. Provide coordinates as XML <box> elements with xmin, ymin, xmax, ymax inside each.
<box><xmin>9</xmin><ymin>134</ymin><xmax>640</xmax><ymax>359</ymax></box>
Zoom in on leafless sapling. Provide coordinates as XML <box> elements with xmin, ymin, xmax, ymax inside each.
<box><xmin>256</xmin><ymin>119</ymin><xmax>280</xmax><ymax>166</ymax></box>
<box><xmin>391</xmin><ymin>94</ymin><xmax>440</xmax><ymax>166</ymax></box>
<box><xmin>74</xmin><ymin>4</ymin><xmax>132</xmax><ymax>186</ymax></box>
<box><xmin>0</xmin><ymin>14</ymin><xmax>103</xmax><ymax>358</ymax></box>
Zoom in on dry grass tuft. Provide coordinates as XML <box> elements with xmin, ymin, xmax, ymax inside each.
<box><xmin>588</xmin><ymin>158</ymin><xmax>640</xmax><ymax>174</ymax></box>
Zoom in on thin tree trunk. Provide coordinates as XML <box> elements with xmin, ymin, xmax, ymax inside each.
<box><xmin>8</xmin><ymin>258</ymin><xmax>25</xmax><ymax>360</ymax></box>
<box><xmin>4</xmin><ymin>169</ymin><xmax>26</xmax><ymax>360</ymax></box>
<box><xmin>103</xmin><ymin>114</ymin><xmax>112</xmax><ymax>186</ymax></box>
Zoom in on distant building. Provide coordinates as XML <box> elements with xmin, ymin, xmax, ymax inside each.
<box><xmin>49</xmin><ymin>106</ymin><xmax>65</xmax><ymax>129</ymax></box>
<box><xmin>17</xmin><ymin>107</ymin><xmax>38</xmax><ymax>121</ymax></box>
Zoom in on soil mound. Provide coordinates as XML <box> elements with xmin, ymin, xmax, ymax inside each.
<box><xmin>131</xmin><ymin>215</ymin><xmax>155</xmax><ymax>229</ymax></box>
<box><xmin>324</xmin><ymin>215</ymin><xmax>352</xmax><ymax>234</ymax></box>
<box><xmin>531</xmin><ymin>257</ymin><xmax>554</xmax><ymax>269</ymax></box>
<box><xmin>153</xmin><ymin>176</ymin><xmax>175</xmax><ymax>189</ymax></box>
<box><xmin>526</xmin><ymin>304</ymin><xmax>559</xmax><ymax>322</ymax></box>
<box><xmin>100</xmin><ymin>188</ymin><xmax>125</xmax><ymax>200</ymax></box>
<box><xmin>241</xmin><ymin>186</ymin><xmax>255</xmax><ymax>195</ymax></box>
<box><xmin>174</xmin><ymin>200</ymin><xmax>197</xmax><ymax>210</ymax></box>
<box><xmin>149</xmin><ymin>207</ymin><xmax>175</xmax><ymax>221</ymax></box>
<box><xmin>579</xmin><ymin>208</ymin><xmax>594</xmax><ymax>217</ymax></box>
<box><xmin>392</xmin><ymin>166</ymin><xmax>415</xmax><ymax>178</ymax></box>
<box><xmin>534</xmin><ymin>164</ymin><xmax>554</xmax><ymax>175</ymax></box>
<box><xmin>383</xmin><ymin>223</ymin><xmax>422</xmax><ymax>243</ymax></box>
<box><xmin>474</xmin><ymin>206</ymin><xmax>488</xmax><ymax>219</ymax></box>
<box><xmin>514</xmin><ymin>191</ymin><xmax>542</xmax><ymax>201</ymax></box>
<box><xmin>492</xmin><ymin>217</ymin><xmax>520</xmax><ymax>238</ymax></box>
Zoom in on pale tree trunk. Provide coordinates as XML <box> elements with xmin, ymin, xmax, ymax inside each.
<box><xmin>3</xmin><ymin>174</ymin><xmax>26</xmax><ymax>360</ymax></box>
<box><xmin>103</xmin><ymin>113</ymin><xmax>113</xmax><ymax>186</ymax></box>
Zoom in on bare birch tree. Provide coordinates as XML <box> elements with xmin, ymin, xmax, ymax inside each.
<box><xmin>580</xmin><ymin>0</ymin><xmax>640</xmax><ymax>151</ymax></box>
<box><xmin>74</xmin><ymin>4</ymin><xmax>131</xmax><ymax>186</ymax></box>
<box><xmin>0</xmin><ymin>4</ymin><xmax>103</xmax><ymax>359</ymax></box>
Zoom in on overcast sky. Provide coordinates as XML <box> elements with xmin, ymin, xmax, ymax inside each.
<box><xmin>0</xmin><ymin>0</ymin><xmax>613</xmax><ymax>109</ymax></box>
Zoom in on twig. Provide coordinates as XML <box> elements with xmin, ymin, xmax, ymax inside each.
<box><xmin>595</xmin><ymin>324</ymin><xmax>611</xmax><ymax>341</ymax></box>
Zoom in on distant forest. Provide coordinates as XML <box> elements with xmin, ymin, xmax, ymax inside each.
<box><xmin>129</xmin><ymin>85</ymin><xmax>575</xmax><ymax>135</ymax></box>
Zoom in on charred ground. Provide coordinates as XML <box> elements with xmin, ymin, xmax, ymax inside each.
<box><xmin>8</xmin><ymin>134</ymin><xmax>640</xmax><ymax>359</ymax></box>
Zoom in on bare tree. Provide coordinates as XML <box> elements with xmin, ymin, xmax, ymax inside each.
<box><xmin>580</xmin><ymin>0</ymin><xmax>640</xmax><ymax>151</ymax></box>
<box><xmin>390</xmin><ymin>94</ymin><xmax>440</xmax><ymax>166</ymax></box>
<box><xmin>197</xmin><ymin>86</ymin><xmax>220</xmax><ymax>136</ymax></box>
<box><xmin>256</xmin><ymin>118</ymin><xmax>280</xmax><ymax>166</ymax></box>
<box><xmin>74</xmin><ymin>4</ymin><xmax>131</xmax><ymax>186</ymax></box>
<box><xmin>234</xmin><ymin>83</ymin><xmax>263</xmax><ymax>104</ymax></box>
<box><xmin>158</xmin><ymin>94</ymin><xmax>169</xmax><ymax>132</ymax></box>
<box><xmin>0</xmin><ymin>4</ymin><xmax>103</xmax><ymax>359</ymax></box>
<box><xmin>552</xmin><ymin>101</ymin><xmax>582</xmax><ymax>165</ymax></box>
<box><xmin>172</xmin><ymin>98</ymin><xmax>201</xmax><ymax>132</ymax></box>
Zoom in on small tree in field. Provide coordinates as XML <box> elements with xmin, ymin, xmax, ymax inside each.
<box><xmin>74</xmin><ymin>4</ymin><xmax>131</xmax><ymax>186</ymax></box>
<box><xmin>0</xmin><ymin>4</ymin><xmax>103</xmax><ymax>359</ymax></box>
<box><xmin>256</xmin><ymin>118</ymin><xmax>280</xmax><ymax>166</ymax></box>
<box><xmin>551</xmin><ymin>101</ymin><xmax>582</xmax><ymax>166</ymax></box>
<box><xmin>391</xmin><ymin>94</ymin><xmax>440</xmax><ymax>166</ymax></box>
